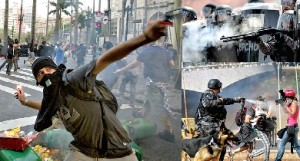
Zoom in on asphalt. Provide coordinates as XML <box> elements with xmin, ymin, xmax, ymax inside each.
<box><xmin>113</xmin><ymin>74</ymin><xmax>182</xmax><ymax>161</ymax></box>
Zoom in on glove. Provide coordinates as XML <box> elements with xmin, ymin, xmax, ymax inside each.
<box><xmin>233</xmin><ymin>97</ymin><xmax>244</xmax><ymax>103</ymax></box>
<box><xmin>274</xmin><ymin>32</ymin><xmax>285</xmax><ymax>43</ymax></box>
<box><xmin>244</xmin><ymin>33</ymin><xmax>261</xmax><ymax>43</ymax></box>
<box><xmin>222</xmin><ymin>98</ymin><xmax>235</xmax><ymax>104</ymax></box>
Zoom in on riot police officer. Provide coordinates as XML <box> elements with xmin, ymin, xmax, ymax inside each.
<box><xmin>201</xmin><ymin>4</ymin><xmax>217</xmax><ymax>24</ymax></box>
<box><xmin>182</xmin><ymin>6</ymin><xmax>197</xmax><ymax>24</ymax></box>
<box><xmin>195</xmin><ymin>79</ymin><xmax>242</xmax><ymax>161</ymax></box>
<box><xmin>256</xmin><ymin>10</ymin><xmax>296</xmax><ymax>62</ymax></box>
<box><xmin>281</xmin><ymin>0</ymin><xmax>296</xmax><ymax>12</ymax></box>
<box><xmin>204</xmin><ymin>5</ymin><xmax>239</xmax><ymax>62</ymax></box>
<box><xmin>195</xmin><ymin>79</ymin><xmax>242</xmax><ymax>136</ymax></box>
<box><xmin>212</xmin><ymin>5</ymin><xmax>233</xmax><ymax>27</ymax></box>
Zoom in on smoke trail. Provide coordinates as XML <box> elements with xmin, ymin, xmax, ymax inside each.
<box><xmin>245</xmin><ymin>99</ymin><xmax>256</xmax><ymax>104</ymax></box>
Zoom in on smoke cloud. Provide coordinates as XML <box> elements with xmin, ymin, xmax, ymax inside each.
<box><xmin>182</xmin><ymin>17</ymin><xmax>264</xmax><ymax>62</ymax></box>
<box><xmin>183</xmin><ymin>0</ymin><xmax>277</xmax><ymax>18</ymax></box>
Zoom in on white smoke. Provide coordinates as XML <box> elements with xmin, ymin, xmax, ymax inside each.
<box><xmin>182</xmin><ymin>16</ymin><xmax>264</xmax><ymax>63</ymax></box>
<box><xmin>245</xmin><ymin>99</ymin><xmax>256</xmax><ymax>104</ymax></box>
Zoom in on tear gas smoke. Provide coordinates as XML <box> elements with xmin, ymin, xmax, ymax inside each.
<box><xmin>182</xmin><ymin>17</ymin><xmax>264</xmax><ymax>62</ymax></box>
<box><xmin>245</xmin><ymin>99</ymin><xmax>256</xmax><ymax>104</ymax></box>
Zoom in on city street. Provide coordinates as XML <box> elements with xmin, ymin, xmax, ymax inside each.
<box><xmin>0</xmin><ymin>54</ymin><xmax>182</xmax><ymax>161</ymax></box>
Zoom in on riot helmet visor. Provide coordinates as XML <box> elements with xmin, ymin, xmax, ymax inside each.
<box><xmin>281</xmin><ymin>0</ymin><xmax>294</xmax><ymax>6</ymax></box>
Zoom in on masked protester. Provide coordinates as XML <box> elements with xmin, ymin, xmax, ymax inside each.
<box><xmin>15</xmin><ymin>20</ymin><xmax>168</xmax><ymax>161</ymax></box>
<box><xmin>256</xmin><ymin>10</ymin><xmax>296</xmax><ymax>62</ymax></box>
<box><xmin>275</xmin><ymin>88</ymin><xmax>300</xmax><ymax>161</ymax></box>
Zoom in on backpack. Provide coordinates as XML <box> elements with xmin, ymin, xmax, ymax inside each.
<box><xmin>61</xmin><ymin>69</ymin><xmax>132</xmax><ymax>157</ymax></box>
<box><xmin>255</xmin><ymin>115</ymin><xmax>276</xmax><ymax>132</ymax></box>
<box><xmin>235</xmin><ymin>107</ymin><xmax>248</xmax><ymax>126</ymax></box>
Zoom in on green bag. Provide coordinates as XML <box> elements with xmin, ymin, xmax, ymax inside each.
<box><xmin>130</xmin><ymin>142</ymin><xmax>143</xmax><ymax>161</ymax></box>
<box><xmin>121</xmin><ymin>118</ymin><xmax>157</xmax><ymax>140</ymax></box>
<box><xmin>44</xmin><ymin>129</ymin><xmax>74</xmax><ymax>150</ymax></box>
<box><xmin>0</xmin><ymin>147</ymin><xmax>41</xmax><ymax>161</ymax></box>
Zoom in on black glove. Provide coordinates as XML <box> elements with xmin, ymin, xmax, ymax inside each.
<box><xmin>274</xmin><ymin>32</ymin><xmax>285</xmax><ymax>43</ymax></box>
<box><xmin>222</xmin><ymin>98</ymin><xmax>235</xmax><ymax>104</ymax></box>
<box><xmin>244</xmin><ymin>33</ymin><xmax>261</xmax><ymax>43</ymax></box>
<box><xmin>233</xmin><ymin>97</ymin><xmax>244</xmax><ymax>103</ymax></box>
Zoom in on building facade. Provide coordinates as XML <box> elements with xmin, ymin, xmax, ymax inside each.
<box><xmin>108</xmin><ymin>0</ymin><xmax>176</xmax><ymax>44</ymax></box>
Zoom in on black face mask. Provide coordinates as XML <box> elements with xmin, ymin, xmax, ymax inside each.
<box><xmin>39</xmin><ymin>71</ymin><xmax>61</xmax><ymax>88</ymax></box>
<box><xmin>34</xmin><ymin>70</ymin><xmax>63</xmax><ymax>132</ymax></box>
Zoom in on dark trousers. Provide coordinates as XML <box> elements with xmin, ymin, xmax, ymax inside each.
<box><xmin>13</xmin><ymin>57</ymin><xmax>18</xmax><ymax>71</ymax></box>
<box><xmin>119</xmin><ymin>74</ymin><xmax>138</xmax><ymax>105</ymax></box>
<box><xmin>0</xmin><ymin>59</ymin><xmax>8</xmax><ymax>70</ymax></box>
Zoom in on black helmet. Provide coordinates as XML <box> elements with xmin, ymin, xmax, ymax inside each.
<box><xmin>214</xmin><ymin>5</ymin><xmax>232</xmax><ymax>23</ymax></box>
<box><xmin>248</xmin><ymin>0</ymin><xmax>265</xmax><ymax>2</ymax></box>
<box><xmin>256</xmin><ymin>96</ymin><xmax>265</xmax><ymax>101</ymax></box>
<box><xmin>202</xmin><ymin>4</ymin><xmax>216</xmax><ymax>18</ymax></box>
<box><xmin>277</xmin><ymin>10</ymin><xmax>294</xmax><ymax>31</ymax></box>
<box><xmin>281</xmin><ymin>0</ymin><xmax>296</xmax><ymax>8</ymax></box>
<box><xmin>182</xmin><ymin>6</ymin><xmax>197</xmax><ymax>23</ymax></box>
<box><xmin>208</xmin><ymin>79</ymin><xmax>222</xmax><ymax>89</ymax></box>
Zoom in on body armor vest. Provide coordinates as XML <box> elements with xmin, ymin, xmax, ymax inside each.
<box><xmin>195</xmin><ymin>93</ymin><xmax>227</xmax><ymax>122</ymax></box>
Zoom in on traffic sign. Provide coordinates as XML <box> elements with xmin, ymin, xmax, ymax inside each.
<box><xmin>103</xmin><ymin>16</ymin><xmax>108</xmax><ymax>25</ymax></box>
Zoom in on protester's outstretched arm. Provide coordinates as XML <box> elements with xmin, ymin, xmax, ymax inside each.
<box><xmin>92</xmin><ymin>20</ymin><xmax>167</xmax><ymax>75</ymax></box>
<box><xmin>114</xmin><ymin>60</ymin><xmax>141</xmax><ymax>74</ymax></box>
<box><xmin>15</xmin><ymin>86</ymin><xmax>42</xmax><ymax>110</ymax></box>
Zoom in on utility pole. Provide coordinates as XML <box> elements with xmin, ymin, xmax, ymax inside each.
<box><xmin>12</xmin><ymin>20</ymin><xmax>15</xmax><ymax>40</ymax></box>
<box><xmin>46</xmin><ymin>0</ymin><xmax>49</xmax><ymax>37</ymax></box>
<box><xmin>98</xmin><ymin>0</ymin><xmax>101</xmax><ymax>11</ymax></box>
<box><xmin>18</xmin><ymin>0</ymin><xmax>23</xmax><ymax>41</ymax></box>
<box><xmin>121</xmin><ymin>0</ymin><xmax>126</xmax><ymax>42</ymax></box>
<box><xmin>107</xmin><ymin>0</ymin><xmax>111</xmax><ymax>40</ymax></box>
<box><xmin>174</xmin><ymin>0</ymin><xmax>182</xmax><ymax>90</ymax></box>
<box><xmin>91</xmin><ymin>0</ymin><xmax>96</xmax><ymax>44</ymax></box>
<box><xmin>70</xmin><ymin>5</ymin><xmax>73</xmax><ymax>43</ymax></box>
<box><xmin>124</xmin><ymin>0</ymin><xmax>134</xmax><ymax>41</ymax></box>
<box><xmin>133</xmin><ymin>0</ymin><xmax>137</xmax><ymax>37</ymax></box>
<box><xmin>143</xmin><ymin>0</ymin><xmax>147</xmax><ymax>30</ymax></box>
<box><xmin>97</xmin><ymin>0</ymin><xmax>101</xmax><ymax>46</ymax></box>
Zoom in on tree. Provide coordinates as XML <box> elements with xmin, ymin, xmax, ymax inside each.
<box><xmin>85</xmin><ymin>8</ymin><xmax>93</xmax><ymax>47</ymax></box>
<box><xmin>31</xmin><ymin>0</ymin><xmax>37</xmax><ymax>49</ymax></box>
<box><xmin>1</xmin><ymin>0</ymin><xmax>9</xmax><ymax>56</ymax></box>
<box><xmin>69</xmin><ymin>0</ymin><xmax>83</xmax><ymax>45</ymax></box>
<box><xmin>49</xmin><ymin>0</ymin><xmax>71</xmax><ymax>43</ymax></box>
<box><xmin>78</xmin><ymin>12</ymin><xmax>86</xmax><ymax>44</ymax></box>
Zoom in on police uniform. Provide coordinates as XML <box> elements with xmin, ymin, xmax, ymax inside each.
<box><xmin>195</xmin><ymin>89</ymin><xmax>238</xmax><ymax>136</ymax></box>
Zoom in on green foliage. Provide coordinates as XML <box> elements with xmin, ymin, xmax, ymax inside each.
<box><xmin>49</xmin><ymin>0</ymin><xmax>72</xmax><ymax>16</ymax></box>
<box><xmin>78</xmin><ymin>12</ymin><xmax>86</xmax><ymax>29</ymax></box>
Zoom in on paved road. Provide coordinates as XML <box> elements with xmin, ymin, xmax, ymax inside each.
<box><xmin>0</xmin><ymin>55</ymin><xmax>182</xmax><ymax>161</ymax></box>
